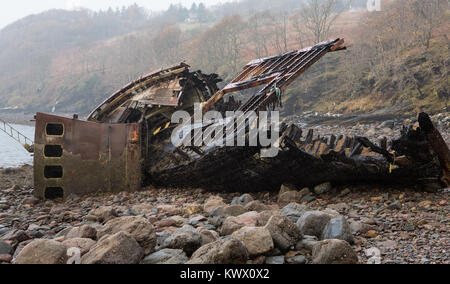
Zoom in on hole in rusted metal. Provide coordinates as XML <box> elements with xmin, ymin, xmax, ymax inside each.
<box><xmin>45</xmin><ymin>187</ymin><xmax>64</xmax><ymax>199</ymax></box>
<box><xmin>44</xmin><ymin>145</ymin><xmax>63</xmax><ymax>157</ymax></box>
<box><xmin>44</xmin><ymin>166</ymin><xmax>63</xmax><ymax>179</ymax></box>
<box><xmin>46</xmin><ymin>123</ymin><xmax>64</xmax><ymax>136</ymax></box>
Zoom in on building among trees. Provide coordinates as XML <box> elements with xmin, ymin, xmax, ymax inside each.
<box><xmin>367</xmin><ymin>0</ymin><xmax>382</xmax><ymax>11</ymax></box>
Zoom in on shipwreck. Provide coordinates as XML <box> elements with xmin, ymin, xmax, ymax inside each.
<box><xmin>28</xmin><ymin>38</ymin><xmax>449</xmax><ymax>199</ymax></box>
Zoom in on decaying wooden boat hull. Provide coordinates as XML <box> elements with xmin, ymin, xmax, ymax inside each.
<box><xmin>32</xmin><ymin>38</ymin><xmax>449</xmax><ymax>199</ymax></box>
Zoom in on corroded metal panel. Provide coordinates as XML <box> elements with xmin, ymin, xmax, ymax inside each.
<box><xmin>33</xmin><ymin>113</ymin><xmax>141</xmax><ymax>199</ymax></box>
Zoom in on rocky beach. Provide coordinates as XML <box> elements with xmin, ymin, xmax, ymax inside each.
<box><xmin>0</xmin><ymin>116</ymin><xmax>449</xmax><ymax>264</ymax></box>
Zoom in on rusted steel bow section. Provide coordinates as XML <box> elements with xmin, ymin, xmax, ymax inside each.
<box><xmin>33</xmin><ymin>113</ymin><xmax>141</xmax><ymax>199</ymax></box>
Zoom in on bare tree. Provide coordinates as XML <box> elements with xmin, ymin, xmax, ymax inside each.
<box><xmin>300</xmin><ymin>0</ymin><xmax>340</xmax><ymax>44</ymax></box>
<box><xmin>272</xmin><ymin>11</ymin><xmax>289</xmax><ymax>54</ymax></box>
<box><xmin>410</xmin><ymin>0</ymin><xmax>446</xmax><ymax>49</ymax></box>
<box><xmin>290</xmin><ymin>14</ymin><xmax>307</xmax><ymax>49</ymax></box>
<box><xmin>247</xmin><ymin>12</ymin><xmax>271</xmax><ymax>58</ymax></box>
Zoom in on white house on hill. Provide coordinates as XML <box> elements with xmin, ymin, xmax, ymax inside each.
<box><xmin>367</xmin><ymin>0</ymin><xmax>382</xmax><ymax>11</ymax></box>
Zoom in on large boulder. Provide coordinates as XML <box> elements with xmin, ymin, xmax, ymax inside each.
<box><xmin>62</xmin><ymin>238</ymin><xmax>96</xmax><ymax>255</ymax></box>
<box><xmin>232</xmin><ymin>227</ymin><xmax>274</xmax><ymax>257</ymax></box>
<box><xmin>97</xmin><ymin>216</ymin><xmax>156</xmax><ymax>254</ymax></box>
<box><xmin>187</xmin><ymin>238</ymin><xmax>249</xmax><ymax>264</ymax></box>
<box><xmin>143</xmin><ymin>248</ymin><xmax>188</xmax><ymax>264</ymax></box>
<box><xmin>81</xmin><ymin>232</ymin><xmax>144</xmax><ymax>264</ymax></box>
<box><xmin>14</xmin><ymin>239</ymin><xmax>68</xmax><ymax>264</ymax></box>
<box><xmin>220</xmin><ymin>211</ymin><xmax>259</xmax><ymax>236</ymax></box>
<box><xmin>162</xmin><ymin>225</ymin><xmax>202</xmax><ymax>256</ymax></box>
<box><xmin>312</xmin><ymin>239</ymin><xmax>358</xmax><ymax>264</ymax></box>
<box><xmin>321</xmin><ymin>216</ymin><xmax>354</xmax><ymax>244</ymax></box>
<box><xmin>66</xmin><ymin>225</ymin><xmax>97</xmax><ymax>240</ymax></box>
<box><xmin>264</xmin><ymin>215</ymin><xmax>302</xmax><ymax>252</ymax></box>
<box><xmin>296</xmin><ymin>211</ymin><xmax>332</xmax><ymax>238</ymax></box>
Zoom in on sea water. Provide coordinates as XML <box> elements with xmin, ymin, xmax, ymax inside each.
<box><xmin>0</xmin><ymin>124</ymin><xmax>34</xmax><ymax>168</ymax></box>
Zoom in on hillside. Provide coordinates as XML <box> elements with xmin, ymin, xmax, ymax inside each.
<box><xmin>0</xmin><ymin>0</ymin><xmax>448</xmax><ymax>116</ymax></box>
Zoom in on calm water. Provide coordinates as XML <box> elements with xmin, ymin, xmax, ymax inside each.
<box><xmin>0</xmin><ymin>124</ymin><xmax>34</xmax><ymax>168</ymax></box>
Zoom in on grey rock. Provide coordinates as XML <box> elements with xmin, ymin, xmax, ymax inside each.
<box><xmin>198</xmin><ymin>228</ymin><xmax>219</xmax><ymax>246</ymax></box>
<box><xmin>162</xmin><ymin>226</ymin><xmax>202</xmax><ymax>256</ymax></box>
<box><xmin>54</xmin><ymin>226</ymin><xmax>73</xmax><ymax>238</ymax></box>
<box><xmin>264</xmin><ymin>215</ymin><xmax>302</xmax><ymax>252</ymax></box>
<box><xmin>187</xmin><ymin>238</ymin><xmax>249</xmax><ymax>264</ymax></box>
<box><xmin>286</xmin><ymin>255</ymin><xmax>306</xmax><ymax>264</ymax></box>
<box><xmin>279</xmin><ymin>184</ymin><xmax>298</xmax><ymax>194</ymax></box>
<box><xmin>97</xmin><ymin>216</ymin><xmax>156</xmax><ymax>254</ymax></box>
<box><xmin>349</xmin><ymin>220</ymin><xmax>375</xmax><ymax>235</ymax></box>
<box><xmin>0</xmin><ymin>241</ymin><xmax>13</xmax><ymax>255</ymax></box>
<box><xmin>12</xmin><ymin>240</ymin><xmax>33</xmax><ymax>260</ymax></box>
<box><xmin>295</xmin><ymin>235</ymin><xmax>319</xmax><ymax>252</ymax></box>
<box><xmin>296</xmin><ymin>211</ymin><xmax>332</xmax><ymax>238</ymax></box>
<box><xmin>66</xmin><ymin>225</ymin><xmax>97</xmax><ymax>240</ymax></box>
<box><xmin>81</xmin><ymin>232</ymin><xmax>144</xmax><ymax>264</ymax></box>
<box><xmin>300</xmin><ymin>195</ymin><xmax>316</xmax><ymax>203</ymax></box>
<box><xmin>210</xmin><ymin>205</ymin><xmax>247</xmax><ymax>217</ymax></box>
<box><xmin>14</xmin><ymin>239</ymin><xmax>68</xmax><ymax>264</ymax></box>
<box><xmin>312</xmin><ymin>239</ymin><xmax>358</xmax><ymax>264</ymax></box>
<box><xmin>143</xmin><ymin>248</ymin><xmax>188</xmax><ymax>264</ymax></box>
<box><xmin>265</xmin><ymin>256</ymin><xmax>285</xmax><ymax>264</ymax></box>
<box><xmin>220</xmin><ymin>211</ymin><xmax>259</xmax><ymax>236</ymax></box>
<box><xmin>0</xmin><ymin>227</ymin><xmax>9</xmax><ymax>236</ymax></box>
<box><xmin>298</xmin><ymin>188</ymin><xmax>311</xmax><ymax>197</ymax></box>
<box><xmin>321</xmin><ymin>216</ymin><xmax>354</xmax><ymax>244</ymax></box>
<box><xmin>244</xmin><ymin>200</ymin><xmax>269</xmax><ymax>212</ymax></box>
<box><xmin>278</xmin><ymin>191</ymin><xmax>303</xmax><ymax>206</ymax></box>
<box><xmin>314</xmin><ymin>182</ymin><xmax>332</xmax><ymax>195</ymax></box>
<box><xmin>62</xmin><ymin>238</ymin><xmax>96</xmax><ymax>255</ymax></box>
<box><xmin>279</xmin><ymin>203</ymin><xmax>306</xmax><ymax>223</ymax></box>
<box><xmin>232</xmin><ymin>227</ymin><xmax>274</xmax><ymax>257</ymax></box>
<box><xmin>189</xmin><ymin>215</ymin><xmax>207</xmax><ymax>226</ymax></box>
<box><xmin>1</xmin><ymin>229</ymin><xmax>30</xmax><ymax>245</ymax></box>
<box><xmin>231</xmin><ymin>194</ymin><xmax>254</xmax><ymax>206</ymax></box>
<box><xmin>87</xmin><ymin>206</ymin><xmax>118</xmax><ymax>222</ymax></box>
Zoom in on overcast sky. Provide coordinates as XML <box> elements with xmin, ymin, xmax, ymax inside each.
<box><xmin>0</xmin><ymin>0</ymin><xmax>227</xmax><ymax>30</ymax></box>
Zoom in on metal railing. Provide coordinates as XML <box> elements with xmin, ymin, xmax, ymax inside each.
<box><xmin>0</xmin><ymin>118</ymin><xmax>34</xmax><ymax>153</ymax></box>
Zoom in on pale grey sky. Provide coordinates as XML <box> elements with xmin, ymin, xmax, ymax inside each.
<box><xmin>0</xmin><ymin>0</ymin><xmax>227</xmax><ymax>30</ymax></box>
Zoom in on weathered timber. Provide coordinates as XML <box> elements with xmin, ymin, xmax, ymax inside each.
<box><xmin>150</xmin><ymin>115</ymin><xmax>444</xmax><ymax>192</ymax></box>
<box><xmin>418</xmin><ymin>112</ymin><xmax>450</xmax><ymax>186</ymax></box>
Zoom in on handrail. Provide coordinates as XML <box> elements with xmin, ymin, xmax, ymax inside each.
<box><xmin>0</xmin><ymin>118</ymin><xmax>34</xmax><ymax>153</ymax></box>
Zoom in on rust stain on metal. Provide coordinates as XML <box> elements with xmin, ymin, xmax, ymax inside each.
<box><xmin>34</xmin><ymin>113</ymin><xmax>141</xmax><ymax>199</ymax></box>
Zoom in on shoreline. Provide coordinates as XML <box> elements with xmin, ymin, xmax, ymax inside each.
<box><xmin>0</xmin><ymin>165</ymin><xmax>448</xmax><ymax>264</ymax></box>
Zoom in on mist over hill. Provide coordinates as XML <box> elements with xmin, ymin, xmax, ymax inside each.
<box><xmin>0</xmin><ymin>0</ymin><xmax>447</xmax><ymax>116</ymax></box>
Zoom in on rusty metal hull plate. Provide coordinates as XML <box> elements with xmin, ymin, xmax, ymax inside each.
<box><xmin>33</xmin><ymin>113</ymin><xmax>142</xmax><ymax>199</ymax></box>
